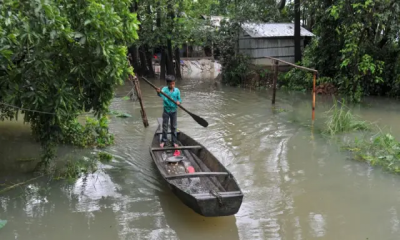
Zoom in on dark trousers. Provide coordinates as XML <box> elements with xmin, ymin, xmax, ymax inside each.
<box><xmin>162</xmin><ymin>109</ymin><xmax>177</xmax><ymax>144</ymax></box>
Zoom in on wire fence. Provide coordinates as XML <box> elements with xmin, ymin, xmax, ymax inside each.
<box><xmin>0</xmin><ymin>102</ymin><xmax>56</xmax><ymax>115</ymax></box>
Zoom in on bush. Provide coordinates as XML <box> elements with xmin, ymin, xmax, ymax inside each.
<box><xmin>222</xmin><ymin>53</ymin><xmax>252</xmax><ymax>86</ymax></box>
<box><xmin>60</xmin><ymin>116</ymin><xmax>114</xmax><ymax>148</ymax></box>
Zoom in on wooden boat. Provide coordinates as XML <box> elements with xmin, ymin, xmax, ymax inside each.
<box><xmin>150</xmin><ymin>118</ymin><xmax>243</xmax><ymax>217</ymax></box>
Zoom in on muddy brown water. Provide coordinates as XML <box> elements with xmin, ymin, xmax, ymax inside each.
<box><xmin>2</xmin><ymin>76</ymin><xmax>400</xmax><ymax>240</ymax></box>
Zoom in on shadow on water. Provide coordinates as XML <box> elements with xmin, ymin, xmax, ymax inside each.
<box><xmin>157</xmin><ymin>190</ymin><xmax>240</xmax><ymax>240</ymax></box>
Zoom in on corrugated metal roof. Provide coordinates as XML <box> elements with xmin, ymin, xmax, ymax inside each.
<box><xmin>241</xmin><ymin>23</ymin><xmax>314</xmax><ymax>38</ymax></box>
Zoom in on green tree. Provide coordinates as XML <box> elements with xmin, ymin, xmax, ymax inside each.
<box><xmin>0</xmin><ymin>0</ymin><xmax>139</xmax><ymax>170</ymax></box>
<box><xmin>283</xmin><ymin>0</ymin><xmax>400</xmax><ymax>102</ymax></box>
<box><xmin>208</xmin><ymin>0</ymin><xmax>284</xmax><ymax>86</ymax></box>
<box><xmin>131</xmin><ymin>0</ymin><xmax>218</xmax><ymax>79</ymax></box>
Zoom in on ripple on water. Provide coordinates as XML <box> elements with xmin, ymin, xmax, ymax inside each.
<box><xmin>3</xmin><ymin>79</ymin><xmax>400</xmax><ymax>240</ymax></box>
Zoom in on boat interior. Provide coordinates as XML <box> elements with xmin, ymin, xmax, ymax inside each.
<box><xmin>150</xmin><ymin>118</ymin><xmax>241</xmax><ymax>197</ymax></box>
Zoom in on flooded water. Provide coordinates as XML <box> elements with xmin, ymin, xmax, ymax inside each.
<box><xmin>2</xmin><ymin>75</ymin><xmax>400</xmax><ymax>240</ymax></box>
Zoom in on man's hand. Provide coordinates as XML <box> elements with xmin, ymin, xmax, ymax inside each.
<box><xmin>177</xmin><ymin>101</ymin><xmax>180</xmax><ymax>105</ymax></box>
<box><xmin>156</xmin><ymin>88</ymin><xmax>161</xmax><ymax>93</ymax></box>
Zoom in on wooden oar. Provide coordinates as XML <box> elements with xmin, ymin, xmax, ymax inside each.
<box><xmin>141</xmin><ymin>77</ymin><xmax>209</xmax><ymax>128</ymax></box>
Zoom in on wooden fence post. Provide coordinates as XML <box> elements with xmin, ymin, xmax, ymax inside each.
<box><xmin>131</xmin><ymin>75</ymin><xmax>149</xmax><ymax>128</ymax></box>
<box><xmin>312</xmin><ymin>72</ymin><xmax>316</xmax><ymax>121</ymax></box>
<box><xmin>271</xmin><ymin>60</ymin><xmax>278</xmax><ymax>104</ymax></box>
<box><xmin>263</xmin><ymin>56</ymin><xmax>318</xmax><ymax>122</ymax></box>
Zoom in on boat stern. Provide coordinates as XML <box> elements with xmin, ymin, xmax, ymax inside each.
<box><xmin>171</xmin><ymin>185</ymin><xmax>243</xmax><ymax>217</ymax></box>
<box><xmin>194</xmin><ymin>191</ymin><xmax>243</xmax><ymax>217</ymax></box>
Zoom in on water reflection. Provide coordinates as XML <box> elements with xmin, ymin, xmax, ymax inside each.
<box><xmin>3</xmin><ymin>75</ymin><xmax>400</xmax><ymax>239</ymax></box>
<box><xmin>0</xmin><ymin>175</ymin><xmax>121</xmax><ymax>240</ymax></box>
<box><xmin>308</xmin><ymin>212</ymin><xmax>326</xmax><ymax>238</ymax></box>
<box><xmin>70</xmin><ymin>170</ymin><xmax>122</xmax><ymax>213</ymax></box>
<box><xmin>157</xmin><ymin>191</ymin><xmax>240</xmax><ymax>240</ymax></box>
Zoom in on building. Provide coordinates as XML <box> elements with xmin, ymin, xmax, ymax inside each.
<box><xmin>238</xmin><ymin>22</ymin><xmax>315</xmax><ymax>66</ymax></box>
<box><xmin>201</xmin><ymin>15</ymin><xmax>227</xmax><ymax>28</ymax></box>
<box><xmin>178</xmin><ymin>15</ymin><xmax>228</xmax><ymax>59</ymax></box>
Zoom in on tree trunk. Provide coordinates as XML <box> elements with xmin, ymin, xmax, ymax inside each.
<box><xmin>160</xmin><ymin>48</ymin><xmax>166</xmax><ymax>80</ymax></box>
<box><xmin>278</xmin><ymin>0</ymin><xmax>286</xmax><ymax>10</ymax></box>
<box><xmin>145</xmin><ymin>45</ymin><xmax>155</xmax><ymax>77</ymax></box>
<box><xmin>128</xmin><ymin>1</ymin><xmax>140</xmax><ymax>75</ymax></box>
<box><xmin>157</xmin><ymin>1</ymin><xmax>166</xmax><ymax>79</ymax></box>
<box><xmin>128</xmin><ymin>46</ymin><xmax>141</xmax><ymax>75</ymax></box>
<box><xmin>139</xmin><ymin>46</ymin><xmax>149</xmax><ymax>75</ymax></box>
<box><xmin>145</xmin><ymin>4</ymin><xmax>155</xmax><ymax>78</ymax></box>
<box><xmin>129</xmin><ymin>1</ymin><xmax>136</xmax><ymax>13</ymax></box>
<box><xmin>309</xmin><ymin>15</ymin><xmax>315</xmax><ymax>31</ymax></box>
<box><xmin>294</xmin><ymin>0</ymin><xmax>302</xmax><ymax>63</ymax></box>
<box><xmin>165</xmin><ymin>47</ymin><xmax>175</xmax><ymax>76</ymax></box>
<box><xmin>175</xmin><ymin>48</ymin><xmax>182</xmax><ymax>79</ymax></box>
<box><xmin>166</xmin><ymin>0</ymin><xmax>175</xmax><ymax>76</ymax></box>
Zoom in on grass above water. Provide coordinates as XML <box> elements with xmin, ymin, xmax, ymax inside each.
<box><xmin>323</xmin><ymin>100</ymin><xmax>370</xmax><ymax>135</ymax></box>
<box><xmin>320</xmin><ymin>99</ymin><xmax>400</xmax><ymax>175</ymax></box>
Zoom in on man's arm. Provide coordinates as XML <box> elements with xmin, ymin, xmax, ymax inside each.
<box><xmin>157</xmin><ymin>87</ymin><xmax>165</xmax><ymax>100</ymax></box>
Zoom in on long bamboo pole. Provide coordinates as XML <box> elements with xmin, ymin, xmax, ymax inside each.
<box><xmin>263</xmin><ymin>56</ymin><xmax>318</xmax><ymax>73</ymax></box>
<box><xmin>127</xmin><ymin>54</ymin><xmax>149</xmax><ymax>128</ymax></box>
<box><xmin>132</xmin><ymin>75</ymin><xmax>149</xmax><ymax>128</ymax></box>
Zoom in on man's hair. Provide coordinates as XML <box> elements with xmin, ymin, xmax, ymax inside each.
<box><xmin>166</xmin><ymin>75</ymin><xmax>176</xmax><ymax>82</ymax></box>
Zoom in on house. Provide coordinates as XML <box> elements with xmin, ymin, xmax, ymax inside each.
<box><xmin>179</xmin><ymin>15</ymin><xmax>228</xmax><ymax>59</ymax></box>
<box><xmin>201</xmin><ymin>15</ymin><xmax>227</xmax><ymax>28</ymax></box>
<box><xmin>238</xmin><ymin>22</ymin><xmax>315</xmax><ymax>66</ymax></box>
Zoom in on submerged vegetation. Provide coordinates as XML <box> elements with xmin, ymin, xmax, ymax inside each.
<box><xmin>55</xmin><ymin>152</ymin><xmax>113</xmax><ymax>181</ymax></box>
<box><xmin>98</xmin><ymin>152</ymin><xmax>113</xmax><ymax>163</ymax></box>
<box><xmin>55</xmin><ymin>157</ymin><xmax>98</xmax><ymax>181</ymax></box>
<box><xmin>347</xmin><ymin>133</ymin><xmax>400</xmax><ymax>174</ymax></box>
<box><xmin>0</xmin><ymin>219</ymin><xmax>7</xmax><ymax>229</ymax></box>
<box><xmin>109</xmin><ymin>110</ymin><xmax>132</xmax><ymax>118</ymax></box>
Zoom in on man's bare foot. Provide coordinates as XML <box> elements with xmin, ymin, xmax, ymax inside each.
<box><xmin>160</xmin><ymin>142</ymin><xmax>165</xmax><ymax>148</ymax></box>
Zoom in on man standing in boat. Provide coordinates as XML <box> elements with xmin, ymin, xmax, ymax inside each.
<box><xmin>156</xmin><ymin>75</ymin><xmax>182</xmax><ymax>151</ymax></box>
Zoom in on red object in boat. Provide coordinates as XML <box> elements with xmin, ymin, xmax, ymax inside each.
<box><xmin>174</xmin><ymin>150</ymin><xmax>180</xmax><ymax>156</ymax></box>
<box><xmin>187</xmin><ymin>166</ymin><xmax>195</xmax><ymax>173</ymax></box>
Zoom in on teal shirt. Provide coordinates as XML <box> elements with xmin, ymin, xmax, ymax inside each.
<box><xmin>158</xmin><ymin>86</ymin><xmax>182</xmax><ymax>113</ymax></box>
